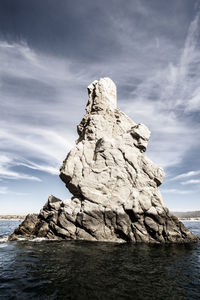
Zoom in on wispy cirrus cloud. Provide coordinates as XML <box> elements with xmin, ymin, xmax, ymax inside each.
<box><xmin>18</xmin><ymin>160</ymin><xmax>59</xmax><ymax>176</ymax></box>
<box><xmin>171</xmin><ymin>170</ymin><xmax>200</xmax><ymax>180</ymax></box>
<box><xmin>120</xmin><ymin>11</ymin><xmax>200</xmax><ymax>169</ymax></box>
<box><xmin>0</xmin><ymin>41</ymin><xmax>79</xmax><ymax>182</ymax></box>
<box><xmin>181</xmin><ymin>179</ymin><xmax>200</xmax><ymax>185</ymax></box>
<box><xmin>0</xmin><ymin>154</ymin><xmax>41</xmax><ymax>181</ymax></box>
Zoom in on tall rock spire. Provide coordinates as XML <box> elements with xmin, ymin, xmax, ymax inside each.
<box><xmin>10</xmin><ymin>78</ymin><xmax>199</xmax><ymax>243</ymax></box>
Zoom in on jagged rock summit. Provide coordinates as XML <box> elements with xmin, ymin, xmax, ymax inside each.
<box><xmin>10</xmin><ymin>78</ymin><xmax>198</xmax><ymax>243</ymax></box>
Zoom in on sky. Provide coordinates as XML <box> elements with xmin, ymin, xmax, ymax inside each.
<box><xmin>0</xmin><ymin>0</ymin><xmax>200</xmax><ymax>214</ymax></box>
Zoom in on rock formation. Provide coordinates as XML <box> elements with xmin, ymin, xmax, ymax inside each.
<box><xmin>10</xmin><ymin>78</ymin><xmax>199</xmax><ymax>243</ymax></box>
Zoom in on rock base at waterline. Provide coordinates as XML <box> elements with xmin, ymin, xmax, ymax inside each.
<box><xmin>9</xmin><ymin>195</ymin><xmax>198</xmax><ymax>243</ymax></box>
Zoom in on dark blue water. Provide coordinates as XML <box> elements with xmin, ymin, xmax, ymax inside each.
<box><xmin>0</xmin><ymin>220</ymin><xmax>200</xmax><ymax>300</ymax></box>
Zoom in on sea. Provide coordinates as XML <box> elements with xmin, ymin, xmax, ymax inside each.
<box><xmin>0</xmin><ymin>220</ymin><xmax>199</xmax><ymax>300</ymax></box>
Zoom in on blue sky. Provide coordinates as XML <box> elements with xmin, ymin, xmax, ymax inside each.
<box><xmin>0</xmin><ymin>0</ymin><xmax>200</xmax><ymax>214</ymax></box>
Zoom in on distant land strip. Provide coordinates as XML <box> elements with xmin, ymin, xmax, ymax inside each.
<box><xmin>173</xmin><ymin>211</ymin><xmax>200</xmax><ymax>219</ymax></box>
<box><xmin>0</xmin><ymin>215</ymin><xmax>25</xmax><ymax>220</ymax></box>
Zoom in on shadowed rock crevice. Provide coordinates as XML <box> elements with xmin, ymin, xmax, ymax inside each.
<box><xmin>9</xmin><ymin>77</ymin><xmax>199</xmax><ymax>243</ymax></box>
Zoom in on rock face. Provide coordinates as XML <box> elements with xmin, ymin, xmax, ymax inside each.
<box><xmin>10</xmin><ymin>78</ymin><xmax>199</xmax><ymax>243</ymax></box>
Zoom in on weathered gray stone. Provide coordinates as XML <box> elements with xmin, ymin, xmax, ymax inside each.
<box><xmin>10</xmin><ymin>77</ymin><xmax>199</xmax><ymax>244</ymax></box>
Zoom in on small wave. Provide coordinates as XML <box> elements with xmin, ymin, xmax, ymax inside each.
<box><xmin>31</xmin><ymin>237</ymin><xmax>48</xmax><ymax>242</ymax></box>
<box><xmin>0</xmin><ymin>236</ymin><xmax>48</xmax><ymax>243</ymax></box>
<box><xmin>0</xmin><ymin>236</ymin><xmax>8</xmax><ymax>243</ymax></box>
<box><xmin>15</xmin><ymin>237</ymin><xmax>49</xmax><ymax>242</ymax></box>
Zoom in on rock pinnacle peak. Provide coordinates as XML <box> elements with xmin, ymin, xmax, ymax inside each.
<box><xmin>87</xmin><ymin>77</ymin><xmax>117</xmax><ymax>113</ymax></box>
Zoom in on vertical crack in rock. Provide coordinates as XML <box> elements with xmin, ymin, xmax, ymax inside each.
<box><xmin>10</xmin><ymin>77</ymin><xmax>199</xmax><ymax>243</ymax></box>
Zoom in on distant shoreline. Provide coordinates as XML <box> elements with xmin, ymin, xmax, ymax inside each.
<box><xmin>0</xmin><ymin>215</ymin><xmax>25</xmax><ymax>221</ymax></box>
<box><xmin>180</xmin><ymin>218</ymin><xmax>200</xmax><ymax>222</ymax></box>
<box><xmin>172</xmin><ymin>211</ymin><xmax>200</xmax><ymax>221</ymax></box>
